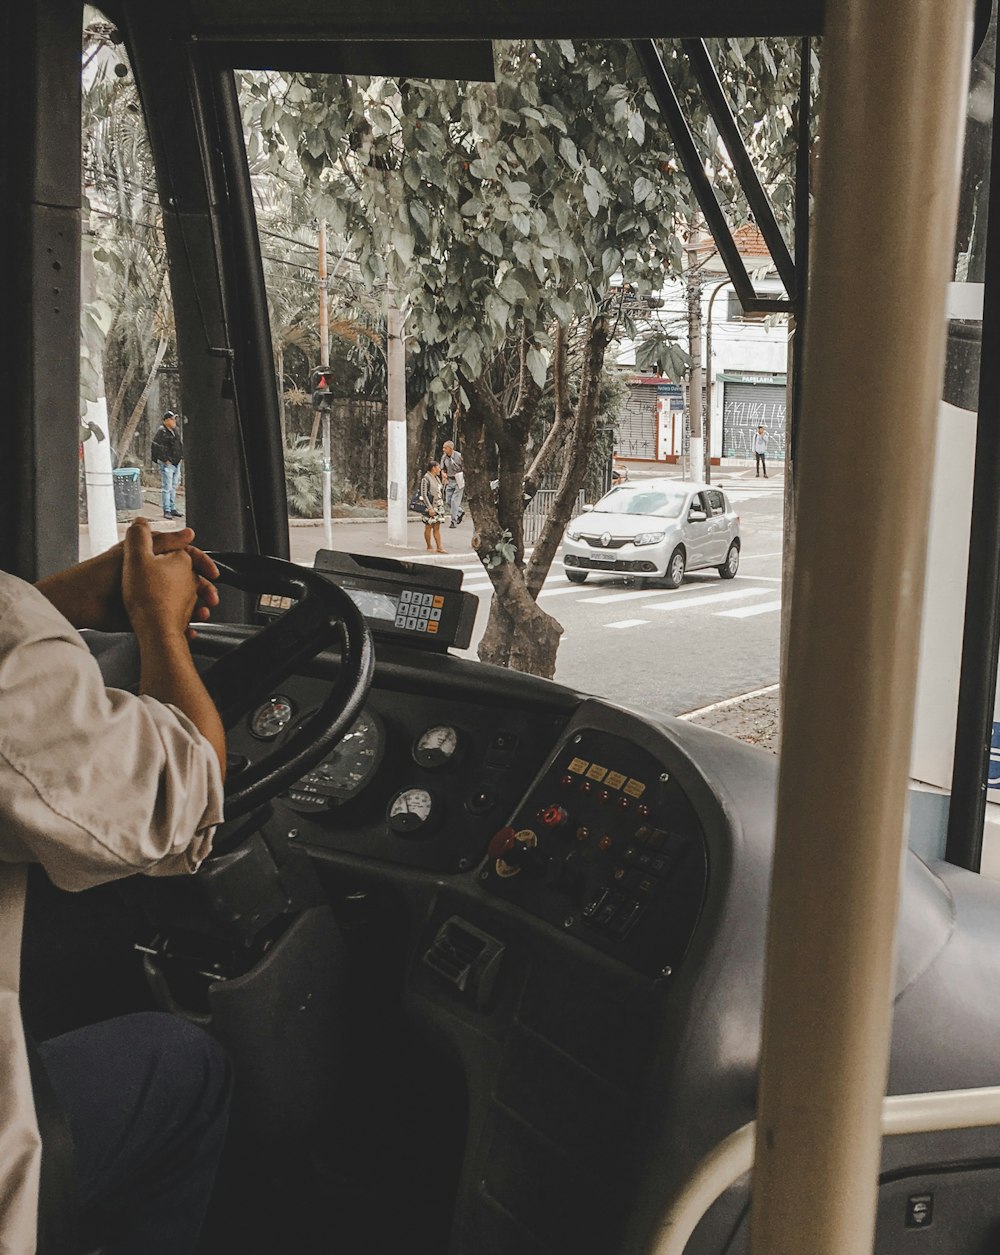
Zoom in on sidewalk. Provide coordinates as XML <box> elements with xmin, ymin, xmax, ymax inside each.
<box><xmin>103</xmin><ymin>457</ymin><xmax>784</xmax><ymax>568</ymax></box>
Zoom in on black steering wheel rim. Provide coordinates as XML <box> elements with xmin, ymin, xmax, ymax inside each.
<box><xmin>202</xmin><ymin>553</ymin><xmax>374</xmax><ymax>820</ymax></box>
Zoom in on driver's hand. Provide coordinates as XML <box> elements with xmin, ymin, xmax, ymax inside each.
<box><xmin>123</xmin><ymin>519</ymin><xmax>218</xmax><ymax>642</ymax></box>
<box><xmin>35</xmin><ymin>521</ymin><xmax>219</xmax><ymax>635</ymax></box>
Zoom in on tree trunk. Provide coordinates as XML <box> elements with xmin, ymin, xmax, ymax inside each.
<box><xmin>117</xmin><ymin>335</ymin><xmax>168</xmax><ymax>459</ymax></box>
<box><xmin>463</xmin><ymin>321</ymin><xmax>610</xmax><ymax>679</ymax></box>
<box><xmin>277</xmin><ymin>346</ymin><xmax>287</xmax><ymax>448</ymax></box>
<box><xmin>477</xmin><ymin>564</ymin><xmax>563</xmax><ymax>676</ymax></box>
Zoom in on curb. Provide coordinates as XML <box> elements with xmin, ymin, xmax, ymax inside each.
<box><xmin>289</xmin><ymin>514</ymin><xmax>425</xmax><ymax>526</ymax></box>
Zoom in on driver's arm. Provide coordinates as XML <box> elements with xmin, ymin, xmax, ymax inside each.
<box><xmin>122</xmin><ymin>519</ymin><xmax>225</xmax><ymax>777</ymax></box>
<box><xmin>1</xmin><ymin>522</ymin><xmax>224</xmax><ymax>890</ymax></box>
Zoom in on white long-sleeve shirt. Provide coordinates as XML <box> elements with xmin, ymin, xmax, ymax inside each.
<box><xmin>0</xmin><ymin>572</ymin><xmax>224</xmax><ymax>1253</ymax></box>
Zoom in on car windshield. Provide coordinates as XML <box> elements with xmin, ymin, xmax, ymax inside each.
<box><xmin>591</xmin><ymin>486</ymin><xmax>689</xmax><ymax>518</ymax></box>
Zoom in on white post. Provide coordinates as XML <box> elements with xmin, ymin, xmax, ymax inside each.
<box><xmin>82</xmin><ymin>398</ymin><xmax>119</xmax><ymax>557</ymax></box>
<box><xmin>386</xmin><ymin>286</ymin><xmax>409</xmax><ymax>547</ymax></box>
<box><xmin>321</xmin><ymin>411</ymin><xmax>333</xmax><ymax>550</ymax></box>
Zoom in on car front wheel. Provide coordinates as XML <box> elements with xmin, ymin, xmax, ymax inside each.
<box><xmin>565</xmin><ymin>569</ymin><xmax>589</xmax><ymax>584</ymax></box>
<box><xmin>718</xmin><ymin>541</ymin><xmax>740</xmax><ymax>579</ymax></box>
<box><xmin>663</xmin><ymin>547</ymin><xmax>686</xmax><ymax>589</ymax></box>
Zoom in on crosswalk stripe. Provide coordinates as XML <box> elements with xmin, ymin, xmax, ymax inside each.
<box><xmin>582</xmin><ymin>583</ymin><xmax>768</xmax><ymax>607</ymax></box>
<box><xmin>646</xmin><ymin>588</ymin><xmax>771</xmax><ymax>611</ymax></box>
<box><xmin>605</xmin><ymin>619</ymin><xmax>650</xmax><ymax>630</ymax></box>
<box><xmin>716</xmin><ymin>598</ymin><xmax>783</xmax><ymax>618</ymax></box>
<box><xmin>537</xmin><ymin>584</ymin><xmax>588</xmax><ymax>598</ymax></box>
<box><xmin>578</xmin><ymin>586</ymin><xmax>699</xmax><ymax>606</ymax></box>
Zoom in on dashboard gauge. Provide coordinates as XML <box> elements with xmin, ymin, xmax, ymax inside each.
<box><xmin>413</xmin><ymin>724</ymin><xmax>462</xmax><ymax>769</ymax></box>
<box><xmin>387</xmin><ymin>787</ymin><xmax>438</xmax><ymax>836</ymax></box>
<box><xmin>286</xmin><ymin>710</ymin><xmax>384</xmax><ymax>813</ymax></box>
<box><xmin>250</xmin><ymin>695</ymin><xmax>295</xmax><ymax>740</ymax></box>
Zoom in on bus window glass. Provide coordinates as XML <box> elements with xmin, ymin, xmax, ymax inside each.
<box><xmin>234</xmin><ymin>42</ymin><xmax>800</xmax><ymax>725</ymax></box>
<box><xmin>80</xmin><ymin>7</ymin><xmax>179</xmax><ymax>561</ymax></box>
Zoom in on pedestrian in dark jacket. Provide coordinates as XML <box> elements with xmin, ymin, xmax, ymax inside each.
<box><xmin>151</xmin><ymin>411</ymin><xmax>184</xmax><ymax>518</ymax></box>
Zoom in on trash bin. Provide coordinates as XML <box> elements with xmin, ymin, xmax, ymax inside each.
<box><xmin>112</xmin><ymin>467</ymin><xmax>142</xmax><ymax>511</ymax></box>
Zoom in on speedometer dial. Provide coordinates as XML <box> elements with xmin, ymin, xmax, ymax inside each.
<box><xmin>250</xmin><ymin>696</ymin><xmax>294</xmax><ymax>740</ymax></box>
<box><xmin>387</xmin><ymin>787</ymin><xmax>438</xmax><ymax>835</ymax></box>
<box><xmin>285</xmin><ymin>710</ymin><xmax>385</xmax><ymax>813</ymax></box>
<box><xmin>413</xmin><ymin>724</ymin><xmax>462</xmax><ymax>768</ymax></box>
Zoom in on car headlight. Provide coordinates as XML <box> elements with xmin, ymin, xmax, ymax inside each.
<box><xmin>633</xmin><ymin>531</ymin><xmax>666</xmax><ymax>547</ymax></box>
<box><xmin>566</xmin><ymin>528</ymin><xmax>582</xmax><ymax>542</ymax></box>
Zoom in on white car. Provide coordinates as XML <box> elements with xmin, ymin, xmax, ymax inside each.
<box><xmin>562</xmin><ymin>479</ymin><xmax>741</xmax><ymax>587</ymax></box>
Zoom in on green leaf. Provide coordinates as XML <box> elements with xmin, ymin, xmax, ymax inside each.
<box><xmin>628</xmin><ymin>112</ymin><xmax>646</xmax><ymax>146</ymax></box>
<box><xmin>558</xmin><ymin>137</ymin><xmax>580</xmax><ymax>170</ymax></box>
<box><xmin>409</xmin><ymin>200</ymin><xmax>430</xmax><ymax>234</ymax></box>
<box><xmin>478</xmin><ymin>230</ymin><xmax>505</xmax><ymax>258</ymax></box>
<box><xmin>525</xmin><ymin>346</ymin><xmax>548</xmax><ymax>388</ymax></box>
<box><xmin>499</xmin><ymin>273</ymin><xmax>528</xmax><ymax>303</ymax></box>
<box><xmin>583</xmin><ymin>184</ymin><xmax>600</xmax><ymax>217</ymax></box>
<box><xmin>391</xmin><ymin>226</ymin><xmax>414</xmax><ymax>267</ymax></box>
<box><xmin>403</xmin><ymin>159</ymin><xmax>421</xmax><ymax>191</ymax></box>
<box><xmin>485</xmin><ymin>291</ymin><xmax>512</xmax><ymax>328</ymax></box>
<box><xmin>633</xmin><ymin>175</ymin><xmax>654</xmax><ymax>202</ymax></box>
<box><xmin>557</xmin><ymin>40</ymin><xmax>576</xmax><ymax>63</ymax></box>
<box><xmin>512</xmin><ymin>211</ymin><xmax>532</xmax><ymax>236</ymax></box>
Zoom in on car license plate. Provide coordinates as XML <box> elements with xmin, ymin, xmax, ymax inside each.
<box><xmin>590</xmin><ymin>551</ymin><xmax>615</xmax><ymax>562</ymax></box>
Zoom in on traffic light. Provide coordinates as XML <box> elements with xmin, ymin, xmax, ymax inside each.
<box><xmin>311</xmin><ymin>366</ymin><xmax>332</xmax><ymax>411</ymax></box>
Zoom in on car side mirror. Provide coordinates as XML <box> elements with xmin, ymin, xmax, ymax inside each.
<box><xmin>582</xmin><ymin>503</ymin><xmax>594</xmax><ymax>512</ymax></box>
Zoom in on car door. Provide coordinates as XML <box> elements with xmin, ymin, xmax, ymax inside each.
<box><xmin>704</xmin><ymin>489</ymin><xmax>733</xmax><ymax>563</ymax></box>
<box><xmin>682</xmin><ymin>492</ymin><xmax>714</xmax><ymax>568</ymax></box>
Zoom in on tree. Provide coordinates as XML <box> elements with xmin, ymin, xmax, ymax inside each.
<box><xmin>246</xmin><ymin>38</ymin><xmax>803</xmax><ymax>676</ymax></box>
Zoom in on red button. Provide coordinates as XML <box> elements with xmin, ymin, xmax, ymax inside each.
<box><xmin>597</xmin><ymin>789</ymin><xmax>611</xmax><ymax>805</ymax></box>
<box><xmin>541</xmin><ymin>805</ymin><xmax>568</xmax><ymax>828</ymax></box>
<box><xmin>598</xmin><ymin>834</ymin><xmax>613</xmax><ymax>852</ymax></box>
<box><xmin>559</xmin><ymin>774</ymin><xmax>574</xmax><ymax>789</ymax></box>
<box><xmin>487</xmin><ymin>827</ymin><xmax>517</xmax><ymax>860</ymax></box>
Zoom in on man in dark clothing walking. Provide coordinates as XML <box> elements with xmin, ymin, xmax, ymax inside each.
<box><xmin>151</xmin><ymin>411</ymin><xmax>184</xmax><ymax>518</ymax></box>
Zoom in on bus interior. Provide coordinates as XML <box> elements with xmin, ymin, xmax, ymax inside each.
<box><xmin>6</xmin><ymin>1</ymin><xmax>1000</xmax><ymax>1253</ymax></box>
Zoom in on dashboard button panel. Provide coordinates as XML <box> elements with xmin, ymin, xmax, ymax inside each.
<box><xmin>481</xmin><ymin>728</ymin><xmax>708</xmax><ymax>978</ymax></box>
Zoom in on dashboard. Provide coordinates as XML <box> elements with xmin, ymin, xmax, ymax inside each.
<box><xmin>85</xmin><ymin>562</ymin><xmax>1000</xmax><ymax>1255</ymax></box>
<box><xmin>227</xmin><ymin>666</ymin><xmax>710</xmax><ymax>982</ymax></box>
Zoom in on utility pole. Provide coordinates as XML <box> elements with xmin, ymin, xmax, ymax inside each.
<box><xmin>386</xmin><ymin>284</ymin><xmax>408</xmax><ymax>547</ymax></box>
<box><xmin>317</xmin><ymin>219</ymin><xmax>333</xmax><ymax>549</ymax></box>
<box><xmin>686</xmin><ymin>222</ymin><xmax>705</xmax><ymax>482</ymax></box>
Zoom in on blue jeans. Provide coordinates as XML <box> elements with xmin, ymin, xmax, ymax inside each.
<box><xmin>39</xmin><ymin>1011</ymin><xmax>231</xmax><ymax>1255</ymax></box>
<box><xmin>444</xmin><ymin>478</ymin><xmax>464</xmax><ymax>523</ymax></box>
<box><xmin>158</xmin><ymin>461</ymin><xmax>182</xmax><ymax>515</ymax></box>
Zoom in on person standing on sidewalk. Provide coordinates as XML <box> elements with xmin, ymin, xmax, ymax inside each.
<box><xmin>420</xmin><ymin>460</ymin><xmax>447</xmax><ymax>553</ymax></box>
<box><xmin>151</xmin><ymin>411</ymin><xmax>185</xmax><ymax>518</ymax></box>
<box><xmin>441</xmin><ymin>440</ymin><xmax>465</xmax><ymax>528</ymax></box>
<box><xmin>752</xmin><ymin>425</ymin><xmax>769</xmax><ymax>478</ymax></box>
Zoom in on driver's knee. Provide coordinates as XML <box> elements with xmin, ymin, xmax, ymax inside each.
<box><xmin>40</xmin><ymin>1012</ymin><xmax>232</xmax><ymax>1219</ymax></box>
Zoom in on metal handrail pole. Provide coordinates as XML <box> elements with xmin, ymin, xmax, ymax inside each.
<box><xmin>649</xmin><ymin>1086</ymin><xmax>1000</xmax><ymax>1255</ymax></box>
<box><xmin>750</xmin><ymin>2</ymin><xmax>974</xmax><ymax>1254</ymax></box>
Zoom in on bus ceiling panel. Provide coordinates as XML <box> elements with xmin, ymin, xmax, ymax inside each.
<box><xmin>163</xmin><ymin>0</ymin><xmax>825</xmax><ymax>40</ymax></box>
<box><xmin>211</xmin><ymin>40</ymin><xmax>496</xmax><ymax>82</ymax></box>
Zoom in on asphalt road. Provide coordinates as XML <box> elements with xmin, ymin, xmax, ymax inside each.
<box><xmin>369</xmin><ymin>478</ymin><xmax>786</xmax><ymax>718</ymax></box>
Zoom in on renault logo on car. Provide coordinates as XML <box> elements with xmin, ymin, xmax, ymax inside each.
<box><xmin>601</xmin><ymin>532</ymin><xmax>612</xmax><ymax>547</ymax></box>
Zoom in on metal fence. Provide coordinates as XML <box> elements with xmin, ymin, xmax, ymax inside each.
<box><xmin>523</xmin><ymin>488</ymin><xmax>587</xmax><ymax>546</ymax></box>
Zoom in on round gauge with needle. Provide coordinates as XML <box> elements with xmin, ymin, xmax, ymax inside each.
<box><xmin>387</xmin><ymin>787</ymin><xmax>438</xmax><ymax>836</ymax></box>
<box><xmin>412</xmin><ymin>724</ymin><xmax>462</xmax><ymax>769</ymax></box>
<box><xmin>249</xmin><ymin>695</ymin><xmax>295</xmax><ymax>740</ymax></box>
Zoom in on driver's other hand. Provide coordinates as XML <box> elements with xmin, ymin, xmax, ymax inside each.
<box><xmin>149</xmin><ymin>526</ymin><xmax>220</xmax><ymax>635</ymax></box>
<box><xmin>123</xmin><ymin>518</ymin><xmax>201</xmax><ymax>642</ymax></box>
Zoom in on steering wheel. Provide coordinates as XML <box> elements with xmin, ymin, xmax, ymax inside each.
<box><xmin>201</xmin><ymin>553</ymin><xmax>374</xmax><ymax>820</ymax></box>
